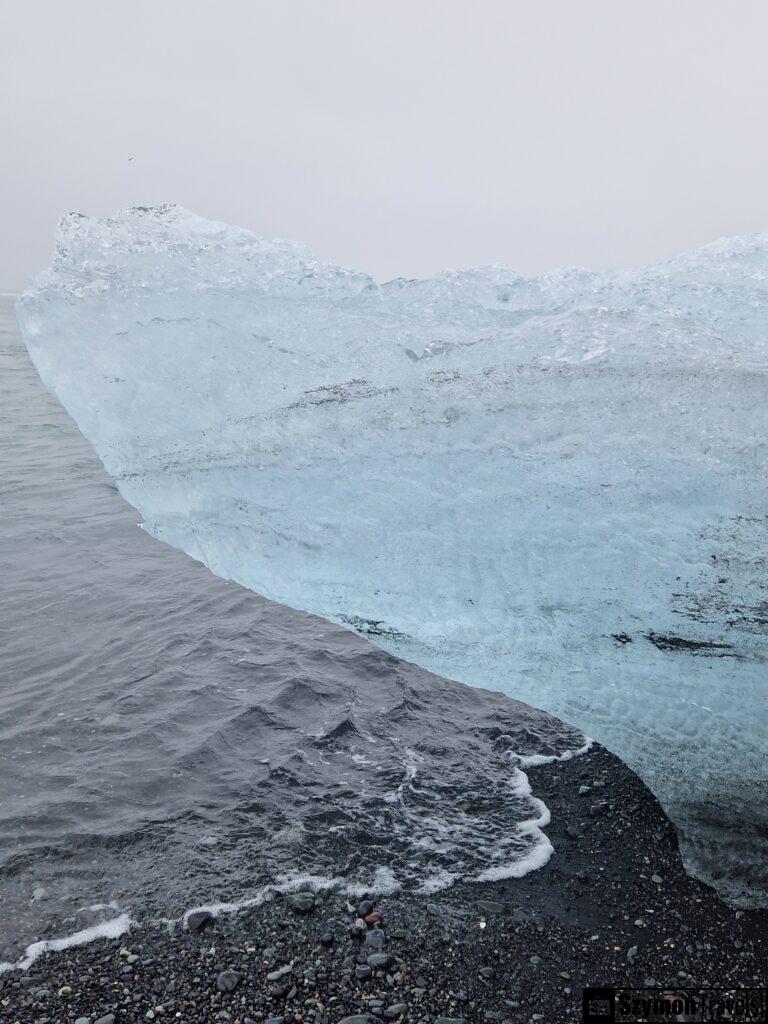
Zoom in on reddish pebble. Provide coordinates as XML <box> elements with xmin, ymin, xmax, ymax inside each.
<box><xmin>364</xmin><ymin>911</ymin><xmax>382</xmax><ymax>924</ymax></box>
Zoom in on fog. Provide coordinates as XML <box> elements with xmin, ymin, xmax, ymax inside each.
<box><xmin>2</xmin><ymin>0</ymin><xmax>767</xmax><ymax>288</ymax></box>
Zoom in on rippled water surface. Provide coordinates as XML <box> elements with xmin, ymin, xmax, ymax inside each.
<box><xmin>0</xmin><ymin>297</ymin><xmax>585</xmax><ymax>964</ymax></box>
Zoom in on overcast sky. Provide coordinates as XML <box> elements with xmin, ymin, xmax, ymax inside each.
<box><xmin>2</xmin><ymin>1</ymin><xmax>768</xmax><ymax>289</ymax></box>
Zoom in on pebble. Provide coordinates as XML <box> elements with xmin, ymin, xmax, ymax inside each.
<box><xmin>95</xmin><ymin>1016</ymin><xmax>116</xmax><ymax>1024</ymax></box>
<box><xmin>364</xmin><ymin>929</ymin><xmax>386</xmax><ymax>949</ymax></box>
<box><xmin>75</xmin><ymin>1018</ymin><xmax>90</xmax><ymax>1024</ymax></box>
<box><xmin>355</xmin><ymin>964</ymin><xmax>373</xmax><ymax>980</ymax></box>
<box><xmin>384</xmin><ymin>1004</ymin><xmax>408</xmax><ymax>1019</ymax></box>
<box><xmin>479</xmin><ymin>967</ymin><xmax>496</xmax><ymax>979</ymax></box>
<box><xmin>287</xmin><ymin>892</ymin><xmax>315</xmax><ymax>913</ymax></box>
<box><xmin>364</xmin><ymin>911</ymin><xmax>383</xmax><ymax>924</ymax></box>
<box><xmin>266</xmin><ymin>964</ymin><xmax>292</xmax><ymax>982</ymax></box>
<box><xmin>367</xmin><ymin>952</ymin><xmax>393</xmax><ymax>969</ymax></box>
<box><xmin>216</xmin><ymin>970</ymin><xmax>242</xmax><ymax>992</ymax></box>
<box><xmin>187</xmin><ymin>910</ymin><xmax>213</xmax><ymax>934</ymax></box>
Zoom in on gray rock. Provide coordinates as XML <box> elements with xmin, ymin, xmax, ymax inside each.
<box><xmin>477</xmin><ymin>900</ymin><xmax>504</xmax><ymax>915</ymax></box>
<box><xmin>266</xmin><ymin>964</ymin><xmax>292</xmax><ymax>982</ymax></box>
<box><xmin>627</xmin><ymin>946</ymin><xmax>639</xmax><ymax>963</ymax></box>
<box><xmin>187</xmin><ymin>910</ymin><xmax>213</xmax><ymax>933</ymax></box>
<box><xmin>358</xmin><ymin>901</ymin><xmax>374</xmax><ymax>917</ymax></box>
<box><xmin>287</xmin><ymin>892</ymin><xmax>315</xmax><ymax>913</ymax></box>
<box><xmin>338</xmin><ymin>1015</ymin><xmax>379</xmax><ymax>1024</ymax></box>
<box><xmin>364</xmin><ymin>928</ymin><xmax>386</xmax><ymax>949</ymax></box>
<box><xmin>216</xmin><ymin>970</ymin><xmax>242</xmax><ymax>993</ymax></box>
<box><xmin>590</xmin><ymin>801</ymin><xmax>609</xmax><ymax>816</ymax></box>
<box><xmin>355</xmin><ymin>964</ymin><xmax>373</xmax><ymax>980</ymax></box>
<box><xmin>479</xmin><ymin>966</ymin><xmax>497</xmax><ymax>979</ymax></box>
<box><xmin>435</xmin><ymin>1018</ymin><xmax>467</xmax><ymax>1024</ymax></box>
<box><xmin>75</xmin><ymin>1018</ymin><xmax>90</xmax><ymax>1024</ymax></box>
<box><xmin>95</xmin><ymin>1017</ymin><xmax>116</xmax><ymax>1024</ymax></box>
<box><xmin>384</xmin><ymin>1005</ymin><xmax>408</xmax><ymax>1019</ymax></box>
<box><xmin>367</xmin><ymin>952</ymin><xmax>393</xmax><ymax>969</ymax></box>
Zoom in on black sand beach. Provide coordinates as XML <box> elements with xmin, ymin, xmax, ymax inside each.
<box><xmin>4</xmin><ymin>744</ymin><xmax>767</xmax><ymax>1024</ymax></box>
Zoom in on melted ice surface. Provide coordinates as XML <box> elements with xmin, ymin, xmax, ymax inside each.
<box><xmin>18</xmin><ymin>207</ymin><xmax>768</xmax><ymax>904</ymax></box>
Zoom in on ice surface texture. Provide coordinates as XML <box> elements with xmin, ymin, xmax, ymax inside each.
<box><xmin>18</xmin><ymin>206</ymin><xmax>768</xmax><ymax>905</ymax></box>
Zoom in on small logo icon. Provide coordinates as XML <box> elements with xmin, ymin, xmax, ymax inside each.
<box><xmin>583</xmin><ymin>987</ymin><xmax>616</xmax><ymax>1023</ymax></box>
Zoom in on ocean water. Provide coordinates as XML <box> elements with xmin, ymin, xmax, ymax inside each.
<box><xmin>0</xmin><ymin>296</ymin><xmax>586</xmax><ymax>966</ymax></box>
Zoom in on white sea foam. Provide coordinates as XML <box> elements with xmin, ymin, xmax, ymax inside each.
<box><xmin>475</xmin><ymin>760</ymin><xmax>555</xmax><ymax>882</ymax></box>
<box><xmin>514</xmin><ymin>738</ymin><xmax>594</xmax><ymax>768</ymax></box>
<box><xmin>417</xmin><ymin>868</ymin><xmax>459</xmax><ymax>893</ymax></box>
<box><xmin>2</xmin><ymin>731</ymin><xmax>591</xmax><ymax>969</ymax></box>
<box><xmin>0</xmin><ymin>914</ymin><xmax>132</xmax><ymax>974</ymax></box>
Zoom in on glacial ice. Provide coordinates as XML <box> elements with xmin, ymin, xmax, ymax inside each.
<box><xmin>18</xmin><ymin>206</ymin><xmax>768</xmax><ymax>905</ymax></box>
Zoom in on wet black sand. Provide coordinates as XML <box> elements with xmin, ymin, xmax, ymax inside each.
<box><xmin>4</xmin><ymin>745</ymin><xmax>766</xmax><ymax>1024</ymax></box>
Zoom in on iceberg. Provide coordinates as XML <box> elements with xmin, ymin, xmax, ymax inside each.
<box><xmin>18</xmin><ymin>206</ymin><xmax>768</xmax><ymax>905</ymax></box>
